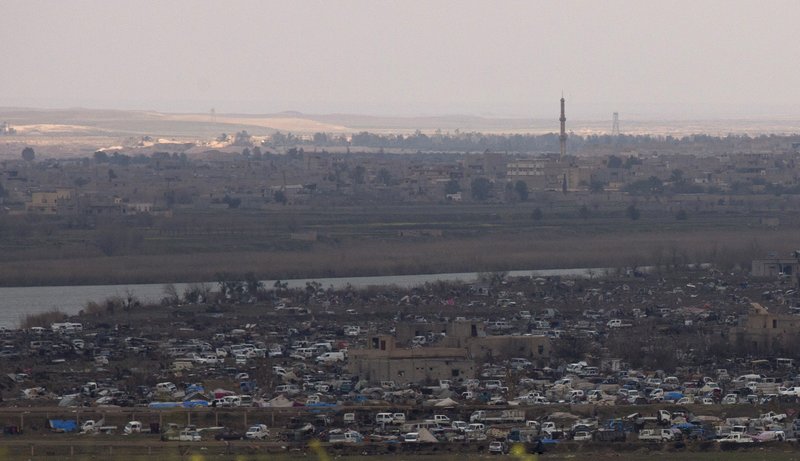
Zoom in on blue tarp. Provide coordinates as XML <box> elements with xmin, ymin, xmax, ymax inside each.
<box><xmin>186</xmin><ymin>384</ymin><xmax>204</xmax><ymax>394</ymax></box>
<box><xmin>240</xmin><ymin>381</ymin><xmax>256</xmax><ymax>393</ymax></box>
<box><xmin>664</xmin><ymin>392</ymin><xmax>684</xmax><ymax>401</ymax></box>
<box><xmin>182</xmin><ymin>400</ymin><xmax>209</xmax><ymax>408</ymax></box>
<box><xmin>148</xmin><ymin>400</ymin><xmax>209</xmax><ymax>409</ymax></box>
<box><xmin>148</xmin><ymin>402</ymin><xmax>181</xmax><ymax>409</ymax></box>
<box><xmin>49</xmin><ymin>420</ymin><xmax>78</xmax><ymax>432</ymax></box>
<box><xmin>673</xmin><ymin>422</ymin><xmax>697</xmax><ymax>430</ymax></box>
<box><xmin>306</xmin><ymin>402</ymin><xmax>338</xmax><ymax>412</ymax></box>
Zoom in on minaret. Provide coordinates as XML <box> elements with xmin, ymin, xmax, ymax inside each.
<box><xmin>559</xmin><ymin>95</ymin><xmax>567</xmax><ymax>157</ymax></box>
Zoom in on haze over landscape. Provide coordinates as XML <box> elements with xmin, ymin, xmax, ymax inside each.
<box><xmin>2</xmin><ymin>0</ymin><xmax>800</xmax><ymax>120</ymax></box>
<box><xmin>6</xmin><ymin>2</ymin><xmax>800</xmax><ymax>459</ymax></box>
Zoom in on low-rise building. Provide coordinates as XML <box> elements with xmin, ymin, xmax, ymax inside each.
<box><xmin>347</xmin><ymin>334</ymin><xmax>475</xmax><ymax>385</ymax></box>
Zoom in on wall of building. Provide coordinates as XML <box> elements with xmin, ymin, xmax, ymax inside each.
<box><xmin>733</xmin><ymin>310</ymin><xmax>800</xmax><ymax>354</ymax></box>
<box><xmin>349</xmin><ymin>323</ymin><xmax>551</xmax><ymax>384</ymax></box>
<box><xmin>467</xmin><ymin>335</ymin><xmax>550</xmax><ymax>364</ymax></box>
<box><xmin>752</xmin><ymin>259</ymin><xmax>799</xmax><ymax>277</ymax></box>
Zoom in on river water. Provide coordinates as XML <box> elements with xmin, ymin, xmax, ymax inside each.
<box><xmin>0</xmin><ymin>267</ymin><xmax>621</xmax><ymax>328</ymax></box>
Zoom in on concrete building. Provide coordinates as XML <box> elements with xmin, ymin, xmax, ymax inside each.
<box><xmin>350</xmin><ymin>320</ymin><xmax>551</xmax><ymax>384</ymax></box>
<box><xmin>752</xmin><ymin>256</ymin><xmax>800</xmax><ymax>278</ymax></box>
<box><xmin>347</xmin><ymin>334</ymin><xmax>475</xmax><ymax>385</ymax></box>
<box><xmin>732</xmin><ymin>303</ymin><xmax>800</xmax><ymax>354</ymax></box>
<box><xmin>507</xmin><ymin>156</ymin><xmax>569</xmax><ymax>191</ymax></box>
<box><xmin>26</xmin><ymin>188</ymin><xmax>75</xmax><ymax>214</ymax></box>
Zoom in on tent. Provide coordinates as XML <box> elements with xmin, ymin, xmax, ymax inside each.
<box><xmin>417</xmin><ymin>428</ymin><xmax>438</xmax><ymax>443</ymax></box>
<box><xmin>266</xmin><ymin>394</ymin><xmax>294</xmax><ymax>407</ymax></box>
<box><xmin>434</xmin><ymin>397</ymin><xmax>459</xmax><ymax>407</ymax></box>
<box><xmin>58</xmin><ymin>394</ymin><xmax>79</xmax><ymax>407</ymax></box>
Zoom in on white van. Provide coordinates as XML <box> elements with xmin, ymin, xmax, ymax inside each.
<box><xmin>156</xmin><ymin>382</ymin><xmax>177</xmax><ymax>394</ymax></box>
<box><xmin>124</xmin><ymin>421</ymin><xmax>143</xmax><ymax>434</ymax></box>
<box><xmin>465</xmin><ymin>423</ymin><xmax>485</xmax><ymax>434</ymax></box>
<box><xmin>376</xmin><ymin>412</ymin><xmax>394</xmax><ymax>424</ymax></box>
<box><xmin>316</xmin><ymin>351</ymin><xmax>345</xmax><ymax>363</ymax></box>
<box><xmin>275</xmin><ymin>384</ymin><xmax>300</xmax><ymax>395</ymax></box>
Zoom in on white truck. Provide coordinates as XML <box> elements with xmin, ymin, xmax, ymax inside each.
<box><xmin>316</xmin><ymin>351</ymin><xmax>346</xmax><ymax>363</ymax></box>
<box><xmin>451</xmin><ymin>420</ymin><xmax>469</xmax><ymax>432</ymax></box>
<box><xmin>178</xmin><ymin>428</ymin><xmax>201</xmax><ymax>442</ymax></box>
<box><xmin>638</xmin><ymin>428</ymin><xmax>677</xmax><ymax>441</ymax></box>
<box><xmin>124</xmin><ymin>421</ymin><xmax>143</xmax><ymax>434</ymax></box>
<box><xmin>245</xmin><ymin>424</ymin><xmax>270</xmax><ymax>440</ymax></box>
<box><xmin>718</xmin><ymin>433</ymin><xmax>753</xmax><ymax>444</ymax></box>
<box><xmin>80</xmin><ymin>419</ymin><xmax>117</xmax><ymax>434</ymax></box>
<box><xmin>328</xmin><ymin>430</ymin><xmax>363</xmax><ymax>443</ymax></box>
<box><xmin>469</xmin><ymin>410</ymin><xmax>525</xmax><ymax>423</ymax></box>
<box><xmin>607</xmin><ymin>319</ymin><xmax>632</xmax><ymax>328</ymax></box>
<box><xmin>374</xmin><ymin>412</ymin><xmax>406</xmax><ymax>425</ymax></box>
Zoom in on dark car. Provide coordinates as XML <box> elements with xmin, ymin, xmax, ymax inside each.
<box><xmin>214</xmin><ymin>430</ymin><xmax>244</xmax><ymax>440</ymax></box>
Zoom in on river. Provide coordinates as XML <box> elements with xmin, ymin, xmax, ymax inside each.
<box><xmin>0</xmin><ymin>267</ymin><xmax>624</xmax><ymax>328</ymax></box>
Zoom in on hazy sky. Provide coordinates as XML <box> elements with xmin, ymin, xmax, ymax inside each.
<box><xmin>2</xmin><ymin>0</ymin><xmax>799</xmax><ymax>119</ymax></box>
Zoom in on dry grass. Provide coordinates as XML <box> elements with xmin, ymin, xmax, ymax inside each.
<box><xmin>19</xmin><ymin>308</ymin><xmax>66</xmax><ymax>329</ymax></box>
<box><xmin>0</xmin><ymin>226</ymin><xmax>791</xmax><ymax>286</ymax></box>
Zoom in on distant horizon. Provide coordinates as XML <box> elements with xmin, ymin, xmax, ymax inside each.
<box><xmin>4</xmin><ymin>103</ymin><xmax>800</xmax><ymax>123</ymax></box>
<box><xmin>4</xmin><ymin>1</ymin><xmax>800</xmax><ymax>124</ymax></box>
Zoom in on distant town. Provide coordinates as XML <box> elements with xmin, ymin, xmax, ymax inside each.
<box><xmin>2</xmin><ymin>129</ymin><xmax>800</xmax><ymax>215</ymax></box>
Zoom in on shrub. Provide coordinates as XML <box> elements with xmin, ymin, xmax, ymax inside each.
<box><xmin>20</xmin><ymin>308</ymin><xmax>66</xmax><ymax>330</ymax></box>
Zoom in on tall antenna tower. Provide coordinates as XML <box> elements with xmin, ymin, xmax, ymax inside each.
<box><xmin>559</xmin><ymin>95</ymin><xmax>567</xmax><ymax>156</ymax></box>
<box><xmin>210</xmin><ymin>108</ymin><xmax>216</xmax><ymax>123</ymax></box>
<box><xmin>611</xmin><ymin>112</ymin><xmax>620</xmax><ymax>136</ymax></box>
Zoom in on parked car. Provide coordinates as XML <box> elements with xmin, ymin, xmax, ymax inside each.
<box><xmin>178</xmin><ymin>429</ymin><xmax>201</xmax><ymax>442</ymax></box>
<box><xmin>573</xmin><ymin>431</ymin><xmax>593</xmax><ymax>441</ymax></box>
<box><xmin>488</xmin><ymin>441</ymin><xmax>508</xmax><ymax>454</ymax></box>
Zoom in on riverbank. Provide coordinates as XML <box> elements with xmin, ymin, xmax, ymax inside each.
<box><xmin>0</xmin><ymin>215</ymin><xmax>790</xmax><ymax>287</ymax></box>
<box><xmin>0</xmin><ymin>266</ymin><xmax>628</xmax><ymax>328</ymax></box>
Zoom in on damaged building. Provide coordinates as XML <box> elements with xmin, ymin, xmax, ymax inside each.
<box><xmin>349</xmin><ymin>320</ymin><xmax>551</xmax><ymax>384</ymax></box>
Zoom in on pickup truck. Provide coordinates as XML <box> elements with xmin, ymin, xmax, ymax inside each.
<box><xmin>607</xmin><ymin>319</ymin><xmax>632</xmax><ymax>328</ymax></box>
<box><xmin>752</xmin><ymin>430</ymin><xmax>786</xmax><ymax>442</ymax></box>
<box><xmin>81</xmin><ymin>419</ymin><xmax>118</xmax><ymax>434</ymax></box>
<box><xmin>718</xmin><ymin>433</ymin><xmax>753</xmax><ymax>444</ymax></box>
<box><xmin>638</xmin><ymin>429</ymin><xmax>677</xmax><ymax>442</ymax></box>
<box><xmin>328</xmin><ymin>430</ymin><xmax>363</xmax><ymax>443</ymax></box>
<box><xmin>245</xmin><ymin>424</ymin><xmax>270</xmax><ymax>440</ymax></box>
